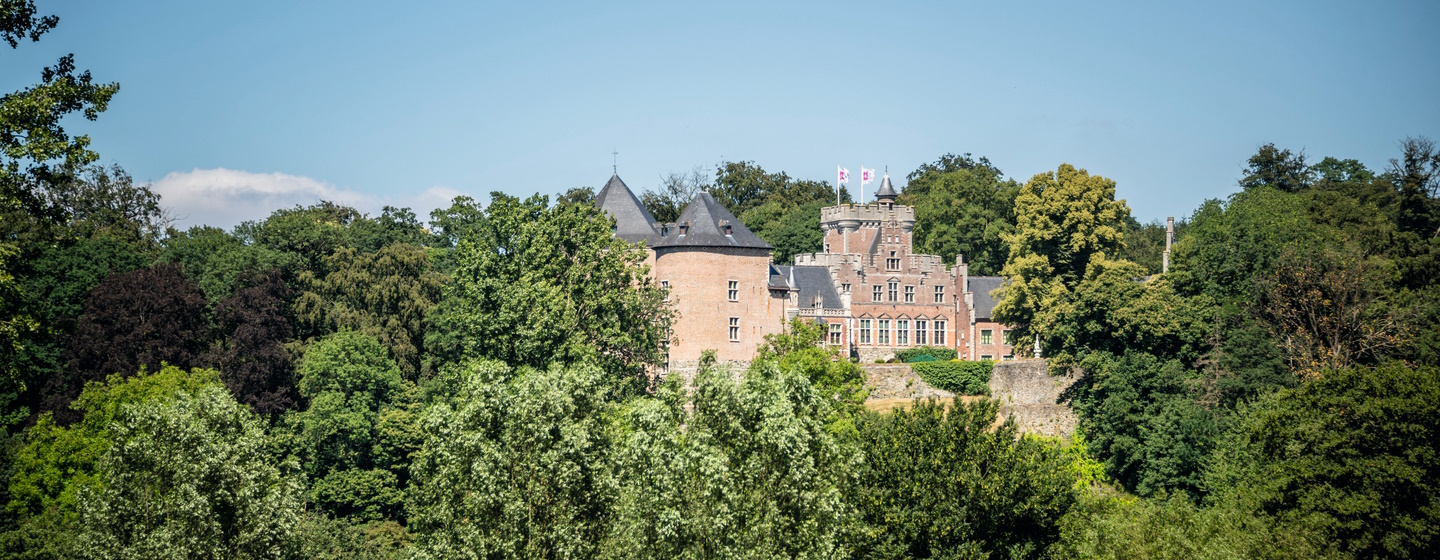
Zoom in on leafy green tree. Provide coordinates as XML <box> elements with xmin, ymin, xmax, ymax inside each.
<box><xmin>1204</xmin><ymin>363</ymin><xmax>1440</xmax><ymax>558</ymax></box>
<box><xmin>74</xmin><ymin>385</ymin><xmax>303</xmax><ymax>559</ymax></box>
<box><xmin>407</xmin><ymin>360</ymin><xmax>616</xmax><ymax>559</ymax></box>
<box><xmin>279</xmin><ymin>330</ymin><xmax>419</xmax><ymax>523</ymax></box>
<box><xmin>900</xmin><ymin>153</ymin><xmax>1020</xmax><ymax>276</ymax></box>
<box><xmin>1065</xmin><ymin>352</ymin><xmax>1216</xmax><ymax>498</ymax></box>
<box><xmin>606</xmin><ymin>363</ymin><xmax>858</xmax><ymax>559</ymax></box>
<box><xmin>1239</xmin><ymin>143</ymin><xmax>1313</xmax><ymax>193</ymax></box>
<box><xmin>755</xmin><ymin>318</ymin><xmax>868</xmax><ymax>429</ymax></box>
<box><xmin>158</xmin><ymin>225</ymin><xmax>293</xmax><ymax>303</ymax></box>
<box><xmin>555</xmin><ymin>186</ymin><xmax>595</xmax><ymax>207</ymax></box>
<box><xmin>745</xmin><ymin>199</ymin><xmax>827</xmax><ymax>264</ymax></box>
<box><xmin>440</xmin><ymin>192</ymin><xmax>670</xmax><ymax>392</ymax></box>
<box><xmin>1387</xmin><ymin>136</ymin><xmax>1440</xmax><ymax>238</ymax></box>
<box><xmin>851</xmin><ymin>398</ymin><xmax>1078</xmax><ymax>559</ymax></box>
<box><xmin>295</xmin><ymin>243</ymin><xmax>445</xmax><ymax>379</ymax></box>
<box><xmin>1043</xmin><ymin>256</ymin><xmax>1212</xmax><ymax>369</ymax></box>
<box><xmin>427</xmin><ymin>195</ymin><xmax>487</xmax><ymax>250</ymax></box>
<box><xmin>1117</xmin><ymin>215</ymin><xmax>1180</xmax><ymax>276</ymax></box>
<box><xmin>3</xmin><ymin>366</ymin><xmax>219</xmax><ymax>557</ymax></box>
<box><xmin>295</xmin><ymin>513</ymin><xmax>410</xmax><ymax>560</ymax></box>
<box><xmin>993</xmin><ymin>164</ymin><xmax>1131</xmax><ymax>349</ymax></box>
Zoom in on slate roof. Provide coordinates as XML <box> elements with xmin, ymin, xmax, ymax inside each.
<box><xmin>875</xmin><ymin>174</ymin><xmax>899</xmax><ymax>199</ymax></box>
<box><xmin>770</xmin><ymin>264</ymin><xmax>844</xmax><ymax>310</ymax></box>
<box><xmin>594</xmin><ymin>174</ymin><xmax>663</xmax><ymax>245</ymax></box>
<box><xmin>967</xmin><ymin>276</ymin><xmax>1005</xmax><ymax>320</ymax></box>
<box><xmin>652</xmin><ymin>192</ymin><xmax>772</xmax><ymax>250</ymax></box>
<box><xmin>793</xmin><ymin>265</ymin><xmax>843</xmax><ymax>309</ymax></box>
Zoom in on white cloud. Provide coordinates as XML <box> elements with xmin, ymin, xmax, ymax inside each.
<box><xmin>152</xmin><ymin>168</ymin><xmax>476</xmax><ymax>230</ymax></box>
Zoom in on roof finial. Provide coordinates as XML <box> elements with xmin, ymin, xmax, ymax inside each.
<box><xmin>612</xmin><ymin>149</ymin><xmax>618</xmax><ymax>174</ymax></box>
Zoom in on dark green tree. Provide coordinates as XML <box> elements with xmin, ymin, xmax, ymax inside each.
<box><xmin>1239</xmin><ymin>144</ymin><xmax>1313</xmax><ymax>193</ymax></box>
<box><xmin>900</xmin><ymin>153</ymin><xmax>1020</xmax><ymax>276</ymax></box>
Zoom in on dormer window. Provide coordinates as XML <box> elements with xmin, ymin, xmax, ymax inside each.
<box><xmin>719</xmin><ymin>219</ymin><xmax>732</xmax><ymax>236</ymax></box>
<box><xmin>886</xmin><ymin>251</ymin><xmax>900</xmax><ymax>270</ymax></box>
<box><xmin>679</xmin><ymin>221</ymin><xmax>690</xmax><ymax>236</ymax></box>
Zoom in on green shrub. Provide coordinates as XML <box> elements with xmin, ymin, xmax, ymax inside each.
<box><xmin>896</xmin><ymin>346</ymin><xmax>959</xmax><ymax>363</ymax></box>
<box><xmin>912</xmin><ymin>360</ymin><xmax>992</xmax><ymax>395</ymax></box>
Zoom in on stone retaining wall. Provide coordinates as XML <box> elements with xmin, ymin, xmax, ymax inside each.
<box><xmin>861</xmin><ymin>364</ymin><xmax>953</xmax><ymax>400</ymax></box>
<box><xmin>862</xmin><ymin>359</ymin><xmax>1080</xmax><ymax>438</ymax></box>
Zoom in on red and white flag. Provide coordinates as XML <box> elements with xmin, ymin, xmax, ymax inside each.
<box><xmin>837</xmin><ymin>166</ymin><xmax>850</xmax><ymax>185</ymax></box>
<box><xmin>861</xmin><ymin>168</ymin><xmax>875</xmax><ymax>185</ymax></box>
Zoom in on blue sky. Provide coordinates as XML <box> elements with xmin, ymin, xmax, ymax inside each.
<box><xmin>4</xmin><ymin>1</ymin><xmax>1437</xmax><ymax>228</ymax></box>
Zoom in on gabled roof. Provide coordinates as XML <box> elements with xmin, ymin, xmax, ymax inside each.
<box><xmin>594</xmin><ymin>174</ymin><xmax>662</xmax><ymax>245</ymax></box>
<box><xmin>772</xmin><ymin>264</ymin><xmax>843</xmax><ymax>310</ymax></box>
<box><xmin>652</xmin><ymin>192</ymin><xmax>772</xmax><ymax>250</ymax></box>
<box><xmin>967</xmin><ymin>276</ymin><xmax>1005</xmax><ymax>320</ymax></box>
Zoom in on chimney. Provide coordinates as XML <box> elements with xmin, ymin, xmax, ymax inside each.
<box><xmin>1162</xmin><ymin>216</ymin><xmax>1174</xmax><ymax>273</ymax></box>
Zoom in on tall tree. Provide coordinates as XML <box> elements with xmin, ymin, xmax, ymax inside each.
<box><xmin>48</xmin><ymin>264</ymin><xmax>210</xmax><ymax>423</ymax></box>
<box><xmin>900</xmin><ymin>153</ymin><xmax>1020</xmax><ymax>276</ymax></box>
<box><xmin>295</xmin><ymin>243</ymin><xmax>445</xmax><ymax>380</ymax></box>
<box><xmin>75</xmin><ymin>385</ymin><xmax>303</xmax><ymax>558</ymax></box>
<box><xmin>440</xmin><ymin>192</ymin><xmax>671</xmax><ymax>392</ymax></box>
<box><xmin>1239</xmin><ymin>143</ymin><xmax>1314</xmax><ymax>193</ymax></box>
<box><xmin>1388</xmin><ymin>136</ymin><xmax>1440</xmax><ymax>237</ymax></box>
<box><xmin>206</xmin><ymin>269</ymin><xmax>299</xmax><ymax>417</ymax></box>
<box><xmin>641</xmin><ymin>167</ymin><xmax>708</xmax><ymax>224</ymax></box>
<box><xmin>992</xmin><ymin>164</ymin><xmax>1131</xmax><ymax>348</ymax></box>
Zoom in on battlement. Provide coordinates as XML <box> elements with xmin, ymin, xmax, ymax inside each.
<box><xmin>820</xmin><ymin>203</ymin><xmax>914</xmax><ymax>228</ymax></box>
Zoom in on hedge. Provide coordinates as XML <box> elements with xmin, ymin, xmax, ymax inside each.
<box><xmin>896</xmin><ymin>346</ymin><xmax>958</xmax><ymax>363</ymax></box>
<box><xmin>911</xmin><ymin>360</ymin><xmax>992</xmax><ymax>396</ymax></box>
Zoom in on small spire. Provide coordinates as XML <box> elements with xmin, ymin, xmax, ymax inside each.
<box><xmin>612</xmin><ymin>149</ymin><xmax>618</xmax><ymax>174</ymax></box>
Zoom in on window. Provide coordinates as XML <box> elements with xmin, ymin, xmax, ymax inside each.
<box><xmin>661</xmin><ymin>280</ymin><xmax>670</xmax><ymax>301</ymax></box>
<box><xmin>859</xmin><ymin>319</ymin><xmax>872</xmax><ymax>344</ymax></box>
<box><xmin>915</xmin><ymin>320</ymin><xmax>928</xmax><ymax>346</ymax></box>
<box><xmin>1002</xmin><ymin>329</ymin><xmax>1013</xmax><ymax>345</ymax></box>
<box><xmin>886</xmin><ymin>250</ymin><xmax>900</xmax><ymax>270</ymax></box>
<box><xmin>934</xmin><ymin>285</ymin><xmax>945</xmax><ymax>303</ymax></box>
<box><xmin>934</xmin><ymin>320</ymin><xmax>946</xmax><ymax>346</ymax></box>
<box><xmin>1002</xmin><ymin>355</ymin><xmax>1014</xmax><ymax>361</ymax></box>
<box><xmin>981</xmin><ymin>329</ymin><xmax>993</xmax><ymax>345</ymax></box>
<box><xmin>727</xmin><ymin>280</ymin><xmax>738</xmax><ymax>302</ymax></box>
<box><xmin>829</xmin><ymin>324</ymin><xmax>841</xmax><ymax>345</ymax></box>
<box><xmin>873</xmin><ymin>285</ymin><xmax>883</xmax><ymax>302</ymax></box>
<box><xmin>824</xmin><ymin>243</ymin><xmax>830</xmax><ymax>253</ymax></box>
<box><xmin>887</xmin><ymin>282</ymin><xmax>898</xmax><ymax>302</ymax></box>
<box><xmin>980</xmin><ymin>355</ymin><xmax>993</xmax><ymax>361</ymax></box>
<box><xmin>878</xmin><ymin>320</ymin><xmax>891</xmax><ymax>345</ymax></box>
<box><xmin>897</xmin><ymin>320</ymin><xmax>909</xmax><ymax>346</ymax></box>
<box><xmin>841</xmin><ymin>283</ymin><xmax>850</xmax><ymax>293</ymax></box>
<box><xmin>904</xmin><ymin>285</ymin><xmax>914</xmax><ymax>303</ymax></box>
<box><xmin>728</xmin><ymin>317</ymin><xmax>739</xmax><ymax>341</ymax></box>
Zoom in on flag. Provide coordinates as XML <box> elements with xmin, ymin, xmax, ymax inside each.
<box><xmin>837</xmin><ymin>166</ymin><xmax>850</xmax><ymax>185</ymax></box>
<box><xmin>861</xmin><ymin>167</ymin><xmax>875</xmax><ymax>185</ymax></box>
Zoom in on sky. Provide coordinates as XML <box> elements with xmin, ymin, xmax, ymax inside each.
<box><xmin>4</xmin><ymin>0</ymin><xmax>1438</xmax><ymax>229</ymax></box>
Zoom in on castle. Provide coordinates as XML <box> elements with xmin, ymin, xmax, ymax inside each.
<box><xmin>594</xmin><ymin>172</ymin><xmax>1015</xmax><ymax>371</ymax></box>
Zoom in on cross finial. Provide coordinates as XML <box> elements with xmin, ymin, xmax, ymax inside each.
<box><xmin>612</xmin><ymin>149</ymin><xmax>618</xmax><ymax>174</ymax></box>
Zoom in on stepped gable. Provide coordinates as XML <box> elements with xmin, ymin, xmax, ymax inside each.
<box><xmin>967</xmin><ymin>276</ymin><xmax>1004</xmax><ymax>320</ymax></box>
<box><xmin>653</xmin><ymin>192</ymin><xmax>772</xmax><ymax>251</ymax></box>
<box><xmin>594</xmin><ymin>174</ymin><xmax>662</xmax><ymax>245</ymax></box>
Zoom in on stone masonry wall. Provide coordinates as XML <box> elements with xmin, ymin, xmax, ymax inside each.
<box><xmin>862</xmin><ymin>364</ymin><xmax>953</xmax><ymax>400</ymax></box>
<box><xmin>987</xmin><ymin>359</ymin><xmax>1079</xmax><ymax>438</ymax></box>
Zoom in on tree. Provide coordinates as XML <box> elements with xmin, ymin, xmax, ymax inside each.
<box><xmin>4</xmin><ymin>366</ymin><xmax>220</xmax><ymax>557</ymax></box>
<box><xmin>641</xmin><ymin>167</ymin><xmax>707</xmax><ymax>224</ymax></box>
<box><xmin>205</xmin><ymin>269</ymin><xmax>300</xmax><ymax>417</ymax></box>
<box><xmin>440</xmin><ymin>192</ymin><xmax>671</xmax><ymax>392</ymax></box>
<box><xmin>1239</xmin><ymin>144</ymin><xmax>1313</xmax><ymax>193</ymax></box>
<box><xmin>851</xmin><ymin>398</ymin><xmax>1078</xmax><ymax>559</ymax></box>
<box><xmin>279</xmin><ymin>330</ymin><xmax>419</xmax><ymax>523</ymax></box>
<box><xmin>427</xmin><ymin>195</ymin><xmax>486</xmax><ymax>250</ymax></box>
<box><xmin>1254</xmin><ymin>247</ymin><xmax>1409</xmax><ymax>379</ymax></box>
<box><xmin>158</xmin><ymin>225</ymin><xmax>293</xmax><ymax>303</ymax></box>
<box><xmin>407</xmin><ymin>360</ymin><xmax>616</xmax><ymax>559</ymax></box>
<box><xmin>1204</xmin><ymin>363</ymin><xmax>1440</xmax><ymax>558</ymax></box>
<box><xmin>1042</xmin><ymin>256</ymin><xmax>1211</xmax><ymax>369</ymax></box>
<box><xmin>992</xmin><ymin>164</ymin><xmax>1131</xmax><ymax>348</ymax></box>
<box><xmin>294</xmin><ymin>243</ymin><xmax>445</xmax><ymax>380</ymax></box>
<box><xmin>746</xmin><ymin>199</ymin><xmax>827</xmax><ymax>264</ymax></box>
<box><xmin>1064</xmin><ymin>351</ymin><xmax>1216</xmax><ymax>498</ymax></box>
<box><xmin>555</xmin><ymin>186</ymin><xmax>595</xmax><ymax>207</ymax></box>
<box><xmin>47</xmin><ymin>264</ymin><xmax>210</xmax><ymax>423</ymax></box>
<box><xmin>900</xmin><ymin>153</ymin><xmax>1020</xmax><ymax>276</ymax></box>
<box><xmin>1388</xmin><ymin>136</ymin><xmax>1440</xmax><ymax>237</ymax></box>
<box><xmin>755</xmin><ymin>318</ymin><xmax>869</xmax><ymax>429</ymax></box>
<box><xmin>605</xmin><ymin>363</ymin><xmax>858</xmax><ymax>559</ymax></box>
<box><xmin>75</xmin><ymin>385</ymin><xmax>303</xmax><ymax>559</ymax></box>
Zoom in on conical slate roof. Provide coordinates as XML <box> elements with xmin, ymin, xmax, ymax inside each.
<box><xmin>594</xmin><ymin>174</ymin><xmax>663</xmax><ymax>245</ymax></box>
<box><xmin>875</xmin><ymin>173</ymin><xmax>899</xmax><ymax>200</ymax></box>
<box><xmin>653</xmin><ymin>192</ymin><xmax>772</xmax><ymax>250</ymax></box>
